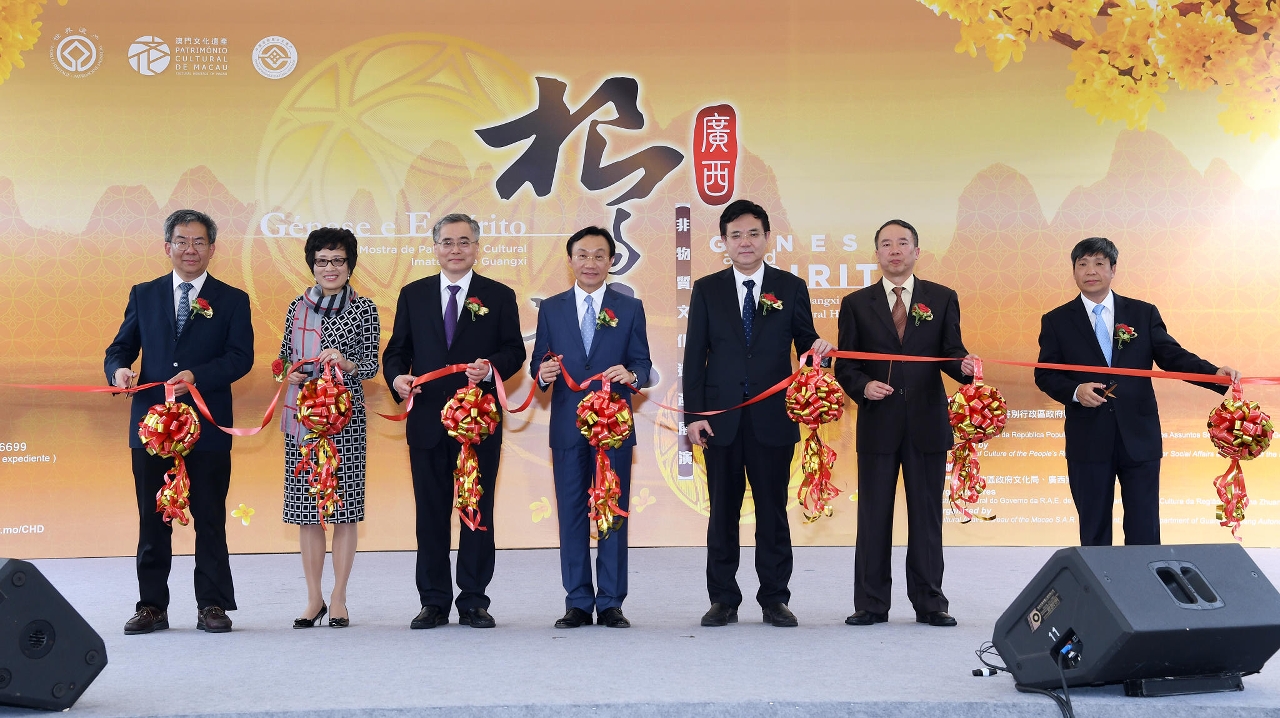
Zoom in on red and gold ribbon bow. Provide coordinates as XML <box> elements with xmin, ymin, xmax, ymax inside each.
<box><xmin>443</xmin><ymin>383</ymin><xmax>501</xmax><ymax>531</ymax></box>
<box><xmin>576</xmin><ymin>381</ymin><xmax>632</xmax><ymax>539</ymax></box>
<box><xmin>138</xmin><ymin>384</ymin><xmax>202</xmax><ymax>526</ymax></box>
<box><xmin>1207</xmin><ymin>384</ymin><xmax>1273</xmax><ymax>540</ymax></box>
<box><xmin>785</xmin><ymin>362</ymin><xmax>845</xmax><ymax>523</ymax></box>
<box><xmin>293</xmin><ymin>363</ymin><xmax>353</xmax><ymax>528</ymax></box>
<box><xmin>947</xmin><ymin>359</ymin><xmax>1006</xmax><ymax>523</ymax></box>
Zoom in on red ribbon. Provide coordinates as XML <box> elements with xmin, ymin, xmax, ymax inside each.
<box><xmin>576</xmin><ymin>380</ymin><xmax>633</xmax><ymax>539</ymax></box>
<box><xmin>1207</xmin><ymin>384</ymin><xmax>1273</xmax><ymax>540</ymax></box>
<box><xmin>784</xmin><ymin>364</ymin><xmax>845</xmax><ymax>522</ymax></box>
<box><xmin>441</xmin><ymin>384</ymin><xmax>501</xmax><ymax>531</ymax></box>
<box><xmin>946</xmin><ymin>359</ymin><xmax>1006</xmax><ymax>523</ymax></box>
<box><xmin>137</xmin><ymin>384</ymin><xmax>201</xmax><ymax>526</ymax></box>
<box><xmin>292</xmin><ymin>364</ymin><xmax>353</xmax><ymax>527</ymax></box>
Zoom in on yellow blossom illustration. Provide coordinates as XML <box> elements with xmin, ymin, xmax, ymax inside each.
<box><xmin>530</xmin><ymin>496</ymin><xmax>553</xmax><ymax>523</ymax></box>
<box><xmin>231</xmin><ymin>503</ymin><xmax>255</xmax><ymax>526</ymax></box>
<box><xmin>630</xmin><ymin>487</ymin><xmax>656</xmax><ymax>513</ymax></box>
<box><xmin>922</xmin><ymin>0</ymin><xmax>1280</xmax><ymax>138</ymax></box>
<box><xmin>0</xmin><ymin>0</ymin><xmax>68</xmax><ymax>86</ymax></box>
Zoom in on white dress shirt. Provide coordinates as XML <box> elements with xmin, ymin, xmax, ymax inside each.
<box><xmin>573</xmin><ymin>283</ymin><xmax>608</xmax><ymax>326</ymax></box>
<box><xmin>881</xmin><ymin>274</ymin><xmax>915</xmax><ymax>312</ymax></box>
<box><xmin>732</xmin><ymin>264</ymin><xmax>766</xmax><ymax>317</ymax></box>
<box><xmin>172</xmin><ymin>271</ymin><xmax>208</xmax><ymax>321</ymax></box>
<box><xmin>440</xmin><ymin>269</ymin><xmax>490</xmax><ymax>380</ymax></box>
<box><xmin>1080</xmin><ymin>290</ymin><xmax>1115</xmax><ymax>339</ymax></box>
<box><xmin>440</xmin><ymin>269</ymin><xmax>475</xmax><ymax>320</ymax></box>
<box><xmin>1073</xmin><ymin>290</ymin><xmax>1116</xmax><ymax>402</ymax></box>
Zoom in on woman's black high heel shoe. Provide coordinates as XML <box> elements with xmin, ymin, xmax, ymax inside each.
<box><xmin>293</xmin><ymin>603</ymin><xmax>327</xmax><ymax>628</ymax></box>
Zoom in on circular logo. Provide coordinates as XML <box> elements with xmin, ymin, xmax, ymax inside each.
<box><xmin>127</xmin><ymin>36</ymin><xmax>171</xmax><ymax>76</ymax></box>
<box><xmin>252</xmin><ymin>36</ymin><xmax>297</xmax><ymax>79</ymax></box>
<box><xmin>49</xmin><ymin>29</ymin><xmax>103</xmax><ymax>78</ymax></box>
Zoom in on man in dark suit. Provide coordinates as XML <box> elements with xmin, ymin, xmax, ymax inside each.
<box><xmin>1035</xmin><ymin>237</ymin><xmax>1237</xmax><ymax>546</ymax></box>
<box><xmin>384</xmin><ymin>213</ymin><xmax>527</xmax><ymax>629</ymax></box>
<box><xmin>684</xmin><ymin>199</ymin><xmax>832</xmax><ymax>628</ymax></box>
<box><xmin>835</xmin><ymin>219</ymin><xmax>974</xmax><ymax>628</ymax></box>
<box><xmin>531</xmin><ymin>226</ymin><xmax>652</xmax><ymax>629</ymax></box>
<box><xmin>105</xmin><ymin>209</ymin><xmax>254</xmax><ymax>635</ymax></box>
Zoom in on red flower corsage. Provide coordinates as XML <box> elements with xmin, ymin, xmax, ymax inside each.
<box><xmin>910</xmin><ymin>302</ymin><xmax>932</xmax><ymax>325</ymax></box>
<box><xmin>759</xmin><ymin>293</ymin><xmax>783</xmax><ymax>314</ymax></box>
<box><xmin>465</xmin><ymin>297</ymin><xmax>488</xmax><ymax>321</ymax></box>
<box><xmin>596</xmin><ymin>308</ymin><xmax>618</xmax><ymax>328</ymax></box>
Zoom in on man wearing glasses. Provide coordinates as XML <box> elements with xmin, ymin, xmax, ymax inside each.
<box><xmin>683</xmin><ymin>199</ymin><xmax>832</xmax><ymax>628</ymax></box>
<box><xmin>105</xmin><ymin>209</ymin><xmax>254</xmax><ymax>635</ymax></box>
<box><xmin>383</xmin><ymin>213</ymin><xmax>526</xmax><ymax>630</ymax></box>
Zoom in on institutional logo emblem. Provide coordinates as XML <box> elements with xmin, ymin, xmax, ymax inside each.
<box><xmin>127</xmin><ymin>36</ymin><xmax>171</xmax><ymax>76</ymax></box>
<box><xmin>252</xmin><ymin>36</ymin><xmax>297</xmax><ymax>79</ymax></box>
<box><xmin>49</xmin><ymin>27</ymin><xmax>104</xmax><ymax>78</ymax></box>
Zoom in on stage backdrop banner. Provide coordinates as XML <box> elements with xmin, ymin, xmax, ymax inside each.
<box><xmin>2</xmin><ymin>1</ymin><xmax>1279</xmax><ymax>558</ymax></box>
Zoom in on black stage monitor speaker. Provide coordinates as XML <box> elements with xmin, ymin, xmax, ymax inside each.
<box><xmin>994</xmin><ymin>544</ymin><xmax>1280</xmax><ymax>693</ymax></box>
<box><xmin>0</xmin><ymin>558</ymin><xmax>107</xmax><ymax>711</ymax></box>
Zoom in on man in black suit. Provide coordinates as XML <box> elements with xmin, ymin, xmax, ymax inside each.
<box><xmin>105</xmin><ymin>209</ymin><xmax>254</xmax><ymax>635</ymax></box>
<box><xmin>384</xmin><ymin>213</ymin><xmax>527</xmax><ymax>629</ymax></box>
<box><xmin>684</xmin><ymin>199</ymin><xmax>832</xmax><ymax>628</ymax></box>
<box><xmin>1035</xmin><ymin>237</ymin><xmax>1237</xmax><ymax>546</ymax></box>
<box><xmin>835</xmin><ymin>219</ymin><xmax>973</xmax><ymax>628</ymax></box>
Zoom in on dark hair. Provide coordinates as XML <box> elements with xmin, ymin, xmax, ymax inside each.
<box><xmin>305</xmin><ymin>227</ymin><xmax>359</xmax><ymax>273</ymax></box>
<box><xmin>718</xmin><ymin>199</ymin><xmax>770</xmax><ymax>238</ymax></box>
<box><xmin>875</xmin><ymin>219</ymin><xmax>918</xmax><ymax>247</ymax></box>
<box><xmin>566</xmin><ymin>226</ymin><xmax>615</xmax><ymax>257</ymax></box>
<box><xmin>164</xmin><ymin>209</ymin><xmax>217</xmax><ymax>244</ymax></box>
<box><xmin>1070</xmin><ymin>237</ymin><xmax>1118</xmax><ymax>266</ymax></box>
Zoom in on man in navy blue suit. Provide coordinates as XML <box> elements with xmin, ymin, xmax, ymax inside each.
<box><xmin>531</xmin><ymin>226</ymin><xmax>652</xmax><ymax>629</ymax></box>
<box><xmin>1035</xmin><ymin>236</ymin><xmax>1237</xmax><ymax>546</ymax></box>
<box><xmin>105</xmin><ymin>209</ymin><xmax>254</xmax><ymax>634</ymax></box>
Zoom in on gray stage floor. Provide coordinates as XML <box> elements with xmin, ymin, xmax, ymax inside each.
<box><xmin>4</xmin><ymin>546</ymin><xmax>1280</xmax><ymax>717</ymax></box>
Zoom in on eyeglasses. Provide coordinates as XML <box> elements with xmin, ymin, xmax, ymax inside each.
<box><xmin>573</xmin><ymin>253</ymin><xmax>610</xmax><ymax>262</ymax></box>
<box><xmin>169</xmin><ymin>239</ymin><xmax>209</xmax><ymax>251</ymax></box>
<box><xmin>436</xmin><ymin>239</ymin><xmax>475</xmax><ymax>249</ymax></box>
<box><xmin>313</xmin><ymin>257</ymin><xmax>348</xmax><ymax>268</ymax></box>
<box><xmin>726</xmin><ymin>230</ymin><xmax>764</xmax><ymax>242</ymax></box>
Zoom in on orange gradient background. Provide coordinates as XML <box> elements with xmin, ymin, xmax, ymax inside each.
<box><xmin>2</xmin><ymin>0</ymin><xmax>1279</xmax><ymax>558</ymax></box>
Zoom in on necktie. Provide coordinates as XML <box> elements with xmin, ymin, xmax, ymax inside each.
<box><xmin>891</xmin><ymin>286</ymin><xmax>907</xmax><ymax>341</ymax></box>
<box><xmin>742</xmin><ymin>279</ymin><xmax>756</xmax><ymax>346</ymax></box>
<box><xmin>176</xmin><ymin>282</ymin><xmax>193</xmax><ymax>337</ymax></box>
<box><xmin>581</xmin><ymin>294</ymin><xmax>596</xmax><ymax>354</ymax></box>
<box><xmin>1093</xmin><ymin>304</ymin><xmax>1112</xmax><ymax>366</ymax></box>
<box><xmin>444</xmin><ymin>285</ymin><xmax>461</xmax><ymax>347</ymax></box>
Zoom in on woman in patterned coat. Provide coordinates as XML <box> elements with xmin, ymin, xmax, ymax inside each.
<box><xmin>279</xmin><ymin>228</ymin><xmax>380</xmax><ymax>628</ymax></box>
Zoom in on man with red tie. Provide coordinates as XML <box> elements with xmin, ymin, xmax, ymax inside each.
<box><xmin>835</xmin><ymin>219</ymin><xmax>974</xmax><ymax>628</ymax></box>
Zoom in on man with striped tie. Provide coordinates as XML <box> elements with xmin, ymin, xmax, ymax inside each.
<box><xmin>105</xmin><ymin>209</ymin><xmax>254</xmax><ymax>635</ymax></box>
<box><xmin>1035</xmin><ymin>236</ymin><xmax>1237</xmax><ymax>547</ymax></box>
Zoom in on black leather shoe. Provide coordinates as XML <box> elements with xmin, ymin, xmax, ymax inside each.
<box><xmin>410</xmin><ymin>605</ymin><xmax>448</xmax><ymax>629</ymax></box>
<box><xmin>598</xmin><ymin>607</ymin><xmax>631</xmax><ymax>628</ymax></box>
<box><xmin>293</xmin><ymin>603</ymin><xmax>327</xmax><ymax>629</ymax></box>
<box><xmin>845</xmin><ymin>610</ymin><xmax>889</xmax><ymax>626</ymax></box>
<box><xmin>124</xmin><ymin>607</ymin><xmax>168</xmax><ymax>635</ymax></box>
<box><xmin>328</xmin><ymin>616</ymin><xmax>349</xmax><ymax>628</ymax></box>
<box><xmin>917</xmin><ymin>610</ymin><xmax>958</xmax><ymax>627</ymax></box>
<box><xmin>762</xmin><ymin>603</ymin><xmax>798</xmax><ymax>627</ymax></box>
<box><xmin>458</xmin><ymin>607</ymin><xmax>496</xmax><ymax>628</ymax></box>
<box><xmin>197</xmin><ymin>606</ymin><xmax>233</xmax><ymax>633</ymax></box>
<box><xmin>555</xmin><ymin>607</ymin><xmax>593</xmax><ymax>628</ymax></box>
<box><xmin>700</xmin><ymin>603</ymin><xmax>738</xmax><ymax>627</ymax></box>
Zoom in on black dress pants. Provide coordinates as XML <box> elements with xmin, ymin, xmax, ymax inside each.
<box><xmin>853</xmin><ymin>430</ymin><xmax>948</xmax><ymax>615</ymax></box>
<box><xmin>704</xmin><ymin>410</ymin><xmax>795</xmax><ymax>608</ymax></box>
<box><xmin>132</xmin><ymin>448</ymin><xmax>236</xmax><ymax>612</ymax></box>
<box><xmin>409</xmin><ymin>433</ymin><xmax>500</xmax><ymax>613</ymax></box>
<box><xmin>1067</xmin><ymin>421</ymin><xmax>1161</xmax><ymax>546</ymax></box>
